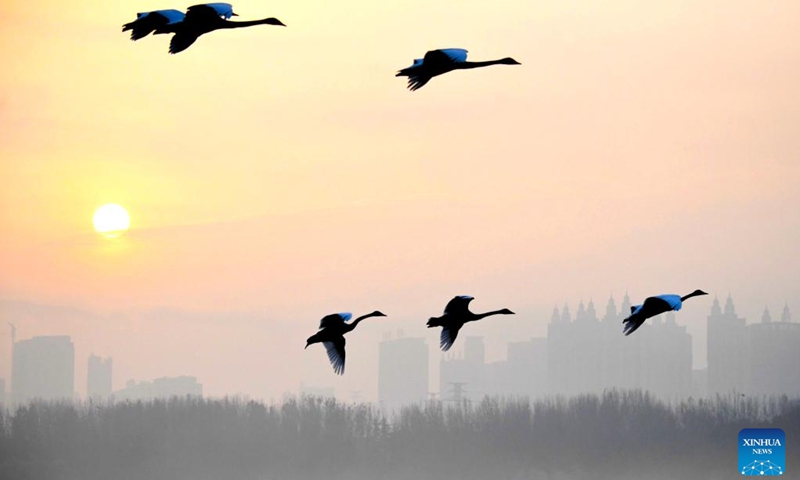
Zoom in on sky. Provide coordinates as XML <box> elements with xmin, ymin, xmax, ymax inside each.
<box><xmin>0</xmin><ymin>0</ymin><xmax>798</xmax><ymax>401</ymax></box>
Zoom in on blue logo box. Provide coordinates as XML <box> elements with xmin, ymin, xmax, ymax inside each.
<box><xmin>739</xmin><ymin>428</ymin><xmax>785</xmax><ymax>476</ymax></box>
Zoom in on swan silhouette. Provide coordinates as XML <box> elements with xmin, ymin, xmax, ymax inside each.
<box><xmin>396</xmin><ymin>49</ymin><xmax>520</xmax><ymax>91</ymax></box>
<box><xmin>305</xmin><ymin>311</ymin><xmax>386</xmax><ymax>375</ymax></box>
<box><xmin>622</xmin><ymin>290</ymin><xmax>708</xmax><ymax>336</ymax></box>
<box><xmin>122</xmin><ymin>3</ymin><xmax>286</xmax><ymax>54</ymax></box>
<box><xmin>161</xmin><ymin>3</ymin><xmax>285</xmax><ymax>54</ymax></box>
<box><xmin>427</xmin><ymin>296</ymin><xmax>514</xmax><ymax>351</ymax></box>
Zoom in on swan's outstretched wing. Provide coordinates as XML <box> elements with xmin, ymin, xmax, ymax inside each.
<box><xmin>319</xmin><ymin>312</ymin><xmax>352</xmax><ymax>330</ymax></box>
<box><xmin>123</xmin><ymin>10</ymin><xmax>184</xmax><ymax>40</ymax></box>
<box><xmin>169</xmin><ymin>32</ymin><xmax>199</xmax><ymax>54</ymax></box>
<box><xmin>440</xmin><ymin>324</ymin><xmax>462</xmax><ymax>351</ymax></box>
<box><xmin>406</xmin><ymin>75</ymin><xmax>431</xmax><ymax>91</ymax></box>
<box><xmin>622</xmin><ymin>312</ymin><xmax>646</xmax><ymax>336</ymax></box>
<box><xmin>323</xmin><ymin>338</ymin><xmax>346</xmax><ymax>375</ymax></box>
<box><xmin>186</xmin><ymin>3</ymin><xmax>235</xmax><ymax>20</ymax></box>
<box><xmin>651</xmin><ymin>294</ymin><xmax>682</xmax><ymax>311</ymax></box>
<box><xmin>444</xmin><ymin>295</ymin><xmax>474</xmax><ymax>315</ymax></box>
<box><xmin>200</xmin><ymin>3</ymin><xmax>237</xmax><ymax>19</ymax></box>
<box><xmin>435</xmin><ymin>48</ymin><xmax>468</xmax><ymax>63</ymax></box>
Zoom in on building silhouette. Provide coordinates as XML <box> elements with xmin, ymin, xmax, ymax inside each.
<box><xmin>440</xmin><ymin>337</ymin><xmax>486</xmax><ymax>401</ymax></box>
<box><xmin>636</xmin><ymin>312</ymin><xmax>693</xmax><ymax>397</ymax></box>
<box><xmin>0</xmin><ymin>378</ymin><xmax>5</xmax><ymax>406</ymax></box>
<box><xmin>548</xmin><ymin>296</ymin><xmax>692</xmax><ymax>398</ymax></box>
<box><xmin>87</xmin><ymin>355</ymin><xmax>113</xmax><ymax>401</ymax></box>
<box><xmin>706</xmin><ymin>298</ymin><xmax>799</xmax><ymax>396</ymax></box>
<box><xmin>707</xmin><ymin>296</ymin><xmax>748</xmax><ymax>394</ymax></box>
<box><xmin>12</xmin><ymin>335</ymin><xmax>74</xmax><ymax>405</ymax></box>
<box><xmin>378</xmin><ymin>334</ymin><xmax>428</xmax><ymax>409</ymax></box>
<box><xmin>489</xmin><ymin>337</ymin><xmax>548</xmax><ymax>397</ymax></box>
<box><xmin>113</xmin><ymin>376</ymin><xmax>202</xmax><ymax>401</ymax></box>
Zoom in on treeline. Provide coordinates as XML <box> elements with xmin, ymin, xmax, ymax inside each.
<box><xmin>0</xmin><ymin>391</ymin><xmax>797</xmax><ymax>480</ymax></box>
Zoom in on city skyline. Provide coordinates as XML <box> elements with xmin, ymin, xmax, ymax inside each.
<box><xmin>1</xmin><ymin>293</ymin><xmax>794</xmax><ymax>404</ymax></box>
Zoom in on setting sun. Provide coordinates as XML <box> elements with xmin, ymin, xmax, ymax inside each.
<box><xmin>93</xmin><ymin>204</ymin><xmax>130</xmax><ymax>238</ymax></box>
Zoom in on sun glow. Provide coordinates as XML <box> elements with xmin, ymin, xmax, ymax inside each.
<box><xmin>93</xmin><ymin>204</ymin><xmax>131</xmax><ymax>238</ymax></box>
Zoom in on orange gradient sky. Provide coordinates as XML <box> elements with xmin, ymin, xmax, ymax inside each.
<box><xmin>1</xmin><ymin>0</ymin><xmax>798</xmax><ymax>400</ymax></box>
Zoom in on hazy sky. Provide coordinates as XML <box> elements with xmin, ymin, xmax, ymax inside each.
<box><xmin>1</xmin><ymin>0</ymin><xmax>798</xmax><ymax>400</ymax></box>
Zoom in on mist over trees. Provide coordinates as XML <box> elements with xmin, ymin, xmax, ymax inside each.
<box><xmin>1</xmin><ymin>391</ymin><xmax>797</xmax><ymax>480</ymax></box>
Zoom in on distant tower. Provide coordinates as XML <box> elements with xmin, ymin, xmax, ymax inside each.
<box><xmin>575</xmin><ymin>301</ymin><xmax>586</xmax><ymax>322</ymax></box>
<box><xmin>781</xmin><ymin>304</ymin><xmax>791</xmax><ymax>323</ymax></box>
<box><xmin>724</xmin><ymin>294</ymin><xmax>736</xmax><ymax>316</ymax></box>
<box><xmin>762</xmin><ymin>306</ymin><xmax>772</xmax><ymax>324</ymax></box>
<box><xmin>87</xmin><ymin>355</ymin><xmax>113</xmax><ymax>401</ymax></box>
<box><xmin>561</xmin><ymin>303</ymin><xmax>572</xmax><ymax>323</ymax></box>
<box><xmin>586</xmin><ymin>299</ymin><xmax>597</xmax><ymax>322</ymax></box>
<box><xmin>446</xmin><ymin>382</ymin><xmax>468</xmax><ymax>404</ymax></box>
<box><xmin>619</xmin><ymin>292</ymin><xmax>631</xmax><ymax>317</ymax></box>
<box><xmin>710</xmin><ymin>296</ymin><xmax>722</xmax><ymax>316</ymax></box>
<box><xmin>378</xmin><ymin>336</ymin><xmax>428</xmax><ymax>410</ymax></box>
<box><xmin>665</xmin><ymin>311</ymin><xmax>676</xmax><ymax>326</ymax></box>
<box><xmin>603</xmin><ymin>296</ymin><xmax>617</xmax><ymax>322</ymax></box>
<box><xmin>551</xmin><ymin>306</ymin><xmax>560</xmax><ymax>324</ymax></box>
<box><xmin>707</xmin><ymin>295</ymin><xmax>746</xmax><ymax>394</ymax></box>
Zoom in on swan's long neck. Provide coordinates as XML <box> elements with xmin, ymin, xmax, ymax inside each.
<box><xmin>218</xmin><ymin>18</ymin><xmax>277</xmax><ymax>29</ymax></box>
<box><xmin>457</xmin><ymin>59</ymin><xmax>508</xmax><ymax>70</ymax></box>
<box><xmin>471</xmin><ymin>309</ymin><xmax>509</xmax><ymax>321</ymax></box>
<box><xmin>681</xmin><ymin>291</ymin><xmax>704</xmax><ymax>302</ymax></box>
<box><xmin>346</xmin><ymin>313</ymin><xmax>381</xmax><ymax>331</ymax></box>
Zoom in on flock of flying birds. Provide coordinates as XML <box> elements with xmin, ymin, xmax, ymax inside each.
<box><xmin>122</xmin><ymin>2</ymin><xmax>520</xmax><ymax>90</ymax></box>
<box><xmin>304</xmin><ymin>291</ymin><xmax>708</xmax><ymax>375</ymax></box>
<box><xmin>123</xmin><ymin>3</ymin><xmax>709</xmax><ymax>375</ymax></box>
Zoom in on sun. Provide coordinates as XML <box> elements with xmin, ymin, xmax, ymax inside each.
<box><xmin>93</xmin><ymin>204</ymin><xmax>131</xmax><ymax>238</ymax></box>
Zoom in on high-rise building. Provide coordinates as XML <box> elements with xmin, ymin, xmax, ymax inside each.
<box><xmin>707</xmin><ymin>296</ymin><xmax>747</xmax><ymax>394</ymax></box>
<box><xmin>87</xmin><ymin>355</ymin><xmax>113</xmax><ymax>401</ymax></box>
<box><xmin>747</xmin><ymin>306</ymin><xmax>800</xmax><ymax>396</ymax></box>
<box><xmin>12</xmin><ymin>336</ymin><xmax>75</xmax><ymax>404</ymax></box>
<box><xmin>0</xmin><ymin>378</ymin><xmax>6</xmax><ymax>406</ymax></box>
<box><xmin>547</xmin><ymin>301</ymin><xmax>605</xmax><ymax>395</ymax></box>
<box><xmin>486</xmin><ymin>338</ymin><xmax>548</xmax><ymax>397</ymax></box>
<box><xmin>378</xmin><ymin>336</ymin><xmax>428</xmax><ymax>410</ymax></box>
<box><xmin>636</xmin><ymin>312</ymin><xmax>693</xmax><ymax>398</ymax></box>
<box><xmin>705</xmin><ymin>299</ymin><xmax>798</xmax><ymax>396</ymax></box>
